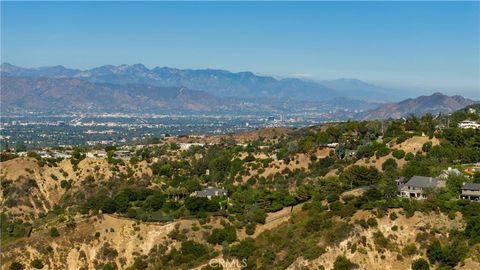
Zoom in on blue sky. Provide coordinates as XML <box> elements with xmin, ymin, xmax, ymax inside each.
<box><xmin>1</xmin><ymin>1</ymin><xmax>479</xmax><ymax>97</ymax></box>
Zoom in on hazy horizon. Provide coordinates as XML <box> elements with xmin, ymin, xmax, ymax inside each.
<box><xmin>2</xmin><ymin>1</ymin><xmax>479</xmax><ymax>99</ymax></box>
<box><xmin>2</xmin><ymin>61</ymin><xmax>479</xmax><ymax>101</ymax></box>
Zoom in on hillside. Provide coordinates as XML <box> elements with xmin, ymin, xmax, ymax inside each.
<box><xmin>361</xmin><ymin>92</ymin><xmax>475</xmax><ymax>119</ymax></box>
<box><xmin>1</xmin><ymin>118</ymin><xmax>480</xmax><ymax>270</ymax></box>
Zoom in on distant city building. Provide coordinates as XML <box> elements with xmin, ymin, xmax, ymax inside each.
<box><xmin>458</xmin><ymin>120</ymin><xmax>480</xmax><ymax>129</ymax></box>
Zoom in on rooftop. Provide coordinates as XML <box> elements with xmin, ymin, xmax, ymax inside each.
<box><xmin>461</xmin><ymin>183</ymin><xmax>480</xmax><ymax>190</ymax></box>
<box><xmin>195</xmin><ymin>187</ymin><xmax>227</xmax><ymax>197</ymax></box>
<box><xmin>404</xmin><ymin>176</ymin><xmax>443</xmax><ymax>189</ymax></box>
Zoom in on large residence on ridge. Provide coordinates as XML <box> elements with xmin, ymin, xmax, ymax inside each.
<box><xmin>398</xmin><ymin>176</ymin><xmax>446</xmax><ymax>200</ymax></box>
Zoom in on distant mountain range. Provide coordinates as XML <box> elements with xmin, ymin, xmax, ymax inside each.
<box><xmin>1</xmin><ymin>63</ymin><xmax>404</xmax><ymax>102</ymax></box>
<box><xmin>360</xmin><ymin>92</ymin><xmax>476</xmax><ymax>119</ymax></box>
<box><xmin>1</xmin><ymin>76</ymin><xmax>381</xmax><ymax>113</ymax></box>
<box><xmin>1</xmin><ymin>63</ymin><xmax>476</xmax><ymax>118</ymax></box>
<box><xmin>1</xmin><ymin>76</ymin><xmax>226</xmax><ymax>111</ymax></box>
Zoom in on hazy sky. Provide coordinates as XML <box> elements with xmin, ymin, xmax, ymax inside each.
<box><xmin>1</xmin><ymin>1</ymin><xmax>479</xmax><ymax>97</ymax></box>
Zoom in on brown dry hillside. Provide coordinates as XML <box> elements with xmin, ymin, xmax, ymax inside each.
<box><xmin>0</xmin><ymin>204</ymin><xmax>303</xmax><ymax>270</ymax></box>
<box><xmin>0</xmin><ymin>157</ymin><xmax>152</xmax><ymax>220</ymax></box>
<box><xmin>168</xmin><ymin>127</ymin><xmax>293</xmax><ymax>145</ymax></box>
<box><xmin>393</xmin><ymin>136</ymin><xmax>440</xmax><ymax>153</ymax></box>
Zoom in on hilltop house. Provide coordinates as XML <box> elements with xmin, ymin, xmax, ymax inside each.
<box><xmin>458</xmin><ymin>120</ymin><xmax>480</xmax><ymax>130</ymax></box>
<box><xmin>86</xmin><ymin>150</ymin><xmax>107</xmax><ymax>158</ymax></box>
<box><xmin>113</xmin><ymin>150</ymin><xmax>131</xmax><ymax>160</ymax></box>
<box><xmin>192</xmin><ymin>187</ymin><xmax>227</xmax><ymax>199</ymax></box>
<box><xmin>398</xmin><ymin>176</ymin><xmax>446</xmax><ymax>200</ymax></box>
<box><xmin>179</xmin><ymin>143</ymin><xmax>204</xmax><ymax>151</ymax></box>
<box><xmin>460</xmin><ymin>183</ymin><xmax>480</xmax><ymax>202</ymax></box>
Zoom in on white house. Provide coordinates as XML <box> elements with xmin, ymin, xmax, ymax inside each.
<box><xmin>458</xmin><ymin>120</ymin><xmax>480</xmax><ymax>130</ymax></box>
<box><xmin>179</xmin><ymin>143</ymin><xmax>204</xmax><ymax>151</ymax></box>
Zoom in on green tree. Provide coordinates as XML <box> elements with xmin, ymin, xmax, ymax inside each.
<box><xmin>207</xmin><ymin>225</ymin><xmax>237</xmax><ymax>245</ymax></box>
<box><xmin>426</xmin><ymin>240</ymin><xmax>442</xmax><ymax>264</ymax></box>
<box><xmin>343</xmin><ymin>165</ymin><xmax>381</xmax><ymax>187</ymax></box>
<box><xmin>180</xmin><ymin>240</ymin><xmax>208</xmax><ymax>257</ymax></box>
<box><xmin>145</xmin><ymin>193</ymin><xmax>165</xmax><ymax>211</ymax></box>
<box><xmin>101</xmin><ymin>198</ymin><xmax>118</xmax><ymax>214</ymax></box>
<box><xmin>422</xmin><ymin>142</ymin><xmax>432</xmax><ymax>152</ymax></box>
<box><xmin>447</xmin><ymin>175</ymin><xmax>469</xmax><ymax>195</ymax></box>
<box><xmin>392</xmin><ymin>149</ymin><xmax>406</xmax><ymax>159</ymax></box>
<box><xmin>382</xmin><ymin>158</ymin><xmax>398</xmax><ymax>171</ymax></box>
<box><xmin>229</xmin><ymin>237</ymin><xmax>257</xmax><ymax>261</ymax></box>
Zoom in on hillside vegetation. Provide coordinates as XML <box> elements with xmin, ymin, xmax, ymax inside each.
<box><xmin>1</xmin><ymin>109</ymin><xmax>480</xmax><ymax>270</ymax></box>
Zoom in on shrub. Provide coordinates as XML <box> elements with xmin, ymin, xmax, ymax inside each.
<box><xmin>356</xmin><ymin>219</ymin><xmax>369</xmax><ymax>229</ymax></box>
<box><xmin>411</xmin><ymin>258</ymin><xmax>429</xmax><ymax>270</ymax></box>
<box><xmin>389</xmin><ymin>212</ymin><xmax>398</xmax><ymax>221</ymax></box>
<box><xmin>367</xmin><ymin>217</ymin><xmax>378</xmax><ymax>227</ymax></box>
<box><xmin>303</xmin><ymin>243</ymin><xmax>326</xmax><ymax>260</ymax></box>
<box><xmin>229</xmin><ymin>237</ymin><xmax>257</xmax><ymax>261</ymax></box>
<box><xmin>60</xmin><ymin>180</ymin><xmax>71</xmax><ymax>189</ymax></box>
<box><xmin>9</xmin><ymin>262</ymin><xmax>24</xmax><ymax>270</ymax></box>
<box><xmin>426</xmin><ymin>240</ymin><xmax>442</xmax><ymax>264</ymax></box>
<box><xmin>50</xmin><ymin>227</ymin><xmax>60</xmax><ymax>238</ymax></box>
<box><xmin>30</xmin><ymin>259</ymin><xmax>44</xmax><ymax>269</ymax></box>
<box><xmin>130</xmin><ymin>258</ymin><xmax>148</xmax><ymax>269</ymax></box>
<box><xmin>333</xmin><ymin>255</ymin><xmax>358</xmax><ymax>270</ymax></box>
<box><xmin>245</xmin><ymin>223</ymin><xmax>256</xmax><ymax>235</ymax></box>
<box><xmin>375</xmin><ymin>145</ymin><xmax>391</xmax><ymax>158</ymax></box>
<box><xmin>207</xmin><ymin>225</ymin><xmax>237</xmax><ymax>245</ymax></box>
<box><xmin>403</xmin><ymin>243</ymin><xmax>417</xmax><ymax>256</ymax></box>
<box><xmin>373</xmin><ymin>231</ymin><xmax>392</xmax><ymax>251</ymax></box>
<box><xmin>100</xmin><ymin>245</ymin><xmax>118</xmax><ymax>259</ymax></box>
<box><xmin>404</xmin><ymin>152</ymin><xmax>415</xmax><ymax>161</ymax></box>
<box><xmin>252</xmin><ymin>208</ymin><xmax>267</xmax><ymax>224</ymax></box>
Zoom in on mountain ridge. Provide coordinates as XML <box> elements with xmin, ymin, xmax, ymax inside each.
<box><xmin>0</xmin><ymin>76</ymin><xmax>227</xmax><ymax>111</ymax></box>
<box><xmin>360</xmin><ymin>92</ymin><xmax>476</xmax><ymax>119</ymax></box>
<box><xmin>0</xmin><ymin>63</ymin><xmax>412</xmax><ymax>102</ymax></box>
